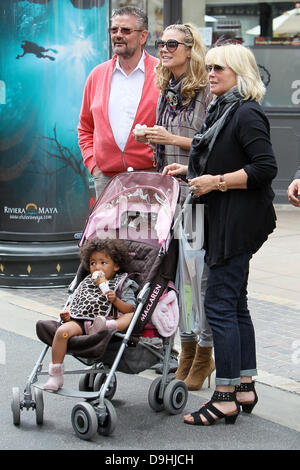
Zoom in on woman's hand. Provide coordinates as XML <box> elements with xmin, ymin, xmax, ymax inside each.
<box><xmin>162</xmin><ymin>163</ymin><xmax>188</xmax><ymax>176</ymax></box>
<box><xmin>144</xmin><ymin>125</ymin><xmax>174</xmax><ymax>145</ymax></box>
<box><xmin>132</xmin><ymin>128</ymin><xmax>156</xmax><ymax>149</ymax></box>
<box><xmin>188</xmin><ymin>170</ymin><xmax>248</xmax><ymax>195</ymax></box>
<box><xmin>132</xmin><ymin>131</ymin><xmax>148</xmax><ymax>144</ymax></box>
<box><xmin>188</xmin><ymin>175</ymin><xmax>219</xmax><ymax>196</ymax></box>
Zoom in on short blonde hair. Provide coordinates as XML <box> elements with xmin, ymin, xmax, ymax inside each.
<box><xmin>205</xmin><ymin>44</ymin><xmax>265</xmax><ymax>103</ymax></box>
<box><xmin>154</xmin><ymin>23</ymin><xmax>208</xmax><ymax>105</ymax></box>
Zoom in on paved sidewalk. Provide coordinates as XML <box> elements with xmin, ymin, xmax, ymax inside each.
<box><xmin>0</xmin><ymin>206</ymin><xmax>299</xmax><ymax>395</ymax></box>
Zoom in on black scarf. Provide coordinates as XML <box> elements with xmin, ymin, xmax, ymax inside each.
<box><xmin>156</xmin><ymin>74</ymin><xmax>197</xmax><ymax>171</ymax></box>
<box><xmin>188</xmin><ymin>87</ymin><xmax>243</xmax><ymax>178</ymax></box>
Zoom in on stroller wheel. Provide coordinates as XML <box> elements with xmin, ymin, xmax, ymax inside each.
<box><xmin>93</xmin><ymin>372</ymin><xmax>117</xmax><ymax>400</ymax></box>
<box><xmin>148</xmin><ymin>377</ymin><xmax>165</xmax><ymax>412</ymax></box>
<box><xmin>11</xmin><ymin>387</ymin><xmax>21</xmax><ymax>426</ymax></box>
<box><xmin>78</xmin><ymin>372</ymin><xmax>96</xmax><ymax>392</ymax></box>
<box><xmin>34</xmin><ymin>388</ymin><xmax>44</xmax><ymax>425</ymax></box>
<box><xmin>97</xmin><ymin>399</ymin><xmax>117</xmax><ymax>436</ymax></box>
<box><xmin>163</xmin><ymin>380</ymin><xmax>188</xmax><ymax>415</ymax></box>
<box><xmin>71</xmin><ymin>402</ymin><xmax>98</xmax><ymax>441</ymax></box>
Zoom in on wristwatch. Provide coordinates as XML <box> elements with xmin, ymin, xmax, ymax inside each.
<box><xmin>217</xmin><ymin>175</ymin><xmax>228</xmax><ymax>192</ymax></box>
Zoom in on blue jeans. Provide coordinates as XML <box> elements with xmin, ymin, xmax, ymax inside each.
<box><xmin>204</xmin><ymin>252</ymin><xmax>257</xmax><ymax>386</ymax></box>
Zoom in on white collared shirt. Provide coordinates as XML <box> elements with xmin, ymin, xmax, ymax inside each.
<box><xmin>108</xmin><ymin>51</ymin><xmax>145</xmax><ymax>151</ymax></box>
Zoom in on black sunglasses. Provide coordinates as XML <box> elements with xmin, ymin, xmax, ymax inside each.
<box><xmin>155</xmin><ymin>39</ymin><xmax>189</xmax><ymax>53</ymax></box>
<box><xmin>108</xmin><ymin>27</ymin><xmax>143</xmax><ymax>35</ymax></box>
<box><xmin>205</xmin><ymin>64</ymin><xmax>226</xmax><ymax>73</ymax></box>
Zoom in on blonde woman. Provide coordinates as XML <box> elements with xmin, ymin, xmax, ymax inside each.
<box><xmin>134</xmin><ymin>23</ymin><xmax>214</xmax><ymax>391</ymax></box>
<box><xmin>163</xmin><ymin>44</ymin><xmax>277</xmax><ymax>425</ymax></box>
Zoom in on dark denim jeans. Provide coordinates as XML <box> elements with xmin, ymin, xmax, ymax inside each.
<box><xmin>204</xmin><ymin>252</ymin><xmax>257</xmax><ymax>386</ymax></box>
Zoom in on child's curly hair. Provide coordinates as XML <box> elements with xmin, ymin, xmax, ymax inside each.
<box><xmin>80</xmin><ymin>238</ymin><xmax>130</xmax><ymax>273</ymax></box>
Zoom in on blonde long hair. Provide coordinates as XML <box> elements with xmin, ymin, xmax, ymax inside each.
<box><xmin>205</xmin><ymin>44</ymin><xmax>265</xmax><ymax>103</ymax></box>
<box><xmin>154</xmin><ymin>23</ymin><xmax>208</xmax><ymax>106</ymax></box>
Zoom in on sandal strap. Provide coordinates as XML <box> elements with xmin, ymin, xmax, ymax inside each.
<box><xmin>190</xmin><ymin>401</ymin><xmax>225</xmax><ymax>426</ymax></box>
<box><xmin>190</xmin><ymin>410</ymin><xmax>204</xmax><ymax>425</ymax></box>
<box><xmin>199</xmin><ymin>404</ymin><xmax>218</xmax><ymax>425</ymax></box>
<box><xmin>235</xmin><ymin>381</ymin><xmax>255</xmax><ymax>393</ymax></box>
<box><xmin>211</xmin><ymin>390</ymin><xmax>237</xmax><ymax>402</ymax></box>
<box><xmin>190</xmin><ymin>398</ymin><xmax>236</xmax><ymax>426</ymax></box>
<box><xmin>204</xmin><ymin>401</ymin><xmax>226</xmax><ymax>419</ymax></box>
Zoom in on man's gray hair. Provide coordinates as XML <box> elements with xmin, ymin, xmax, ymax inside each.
<box><xmin>111</xmin><ymin>6</ymin><xmax>148</xmax><ymax>30</ymax></box>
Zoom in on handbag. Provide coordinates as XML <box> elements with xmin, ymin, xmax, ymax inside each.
<box><xmin>176</xmin><ymin>201</ymin><xmax>206</xmax><ymax>334</ymax></box>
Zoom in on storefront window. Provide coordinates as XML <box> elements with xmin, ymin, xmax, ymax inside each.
<box><xmin>111</xmin><ymin>0</ymin><xmax>146</xmax><ymax>12</ymax></box>
<box><xmin>206</xmin><ymin>1</ymin><xmax>300</xmax><ymax>108</ymax></box>
<box><xmin>147</xmin><ymin>0</ymin><xmax>164</xmax><ymax>46</ymax></box>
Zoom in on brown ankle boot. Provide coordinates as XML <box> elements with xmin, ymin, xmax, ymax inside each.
<box><xmin>184</xmin><ymin>345</ymin><xmax>215</xmax><ymax>391</ymax></box>
<box><xmin>175</xmin><ymin>341</ymin><xmax>197</xmax><ymax>381</ymax></box>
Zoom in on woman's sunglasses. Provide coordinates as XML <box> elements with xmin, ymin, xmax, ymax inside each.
<box><xmin>205</xmin><ymin>64</ymin><xmax>226</xmax><ymax>73</ymax></box>
<box><xmin>155</xmin><ymin>39</ymin><xmax>189</xmax><ymax>53</ymax></box>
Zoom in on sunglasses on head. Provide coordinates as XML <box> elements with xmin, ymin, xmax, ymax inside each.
<box><xmin>155</xmin><ymin>39</ymin><xmax>189</xmax><ymax>53</ymax></box>
<box><xmin>205</xmin><ymin>64</ymin><xmax>226</xmax><ymax>73</ymax></box>
<box><xmin>108</xmin><ymin>26</ymin><xmax>143</xmax><ymax>35</ymax></box>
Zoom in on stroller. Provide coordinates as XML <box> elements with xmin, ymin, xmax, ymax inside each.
<box><xmin>11</xmin><ymin>171</ymin><xmax>189</xmax><ymax>440</ymax></box>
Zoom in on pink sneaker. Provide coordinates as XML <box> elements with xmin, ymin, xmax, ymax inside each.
<box><xmin>43</xmin><ymin>363</ymin><xmax>64</xmax><ymax>391</ymax></box>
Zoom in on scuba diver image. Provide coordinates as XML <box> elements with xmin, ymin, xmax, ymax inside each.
<box><xmin>16</xmin><ymin>40</ymin><xmax>58</xmax><ymax>61</ymax></box>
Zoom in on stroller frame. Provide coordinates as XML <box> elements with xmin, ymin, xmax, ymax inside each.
<box><xmin>11</xmin><ymin>173</ymin><xmax>189</xmax><ymax>440</ymax></box>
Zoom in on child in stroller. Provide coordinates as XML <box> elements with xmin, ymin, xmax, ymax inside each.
<box><xmin>43</xmin><ymin>238</ymin><xmax>139</xmax><ymax>391</ymax></box>
<box><xmin>11</xmin><ymin>172</ymin><xmax>190</xmax><ymax>440</ymax></box>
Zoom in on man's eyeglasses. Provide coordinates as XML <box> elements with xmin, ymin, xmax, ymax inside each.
<box><xmin>108</xmin><ymin>27</ymin><xmax>143</xmax><ymax>35</ymax></box>
<box><xmin>205</xmin><ymin>64</ymin><xmax>226</xmax><ymax>73</ymax></box>
<box><xmin>155</xmin><ymin>39</ymin><xmax>190</xmax><ymax>53</ymax></box>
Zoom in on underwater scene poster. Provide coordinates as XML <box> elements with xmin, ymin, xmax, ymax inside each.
<box><xmin>0</xmin><ymin>0</ymin><xmax>109</xmax><ymax>240</ymax></box>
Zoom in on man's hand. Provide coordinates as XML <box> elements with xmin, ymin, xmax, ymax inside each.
<box><xmin>287</xmin><ymin>179</ymin><xmax>300</xmax><ymax>207</ymax></box>
<box><xmin>91</xmin><ymin>166</ymin><xmax>101</xmax><ymax>178</ymax></box>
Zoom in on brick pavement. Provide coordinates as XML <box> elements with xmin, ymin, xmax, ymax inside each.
<box><xmin>249</xmin><ymin>297</ymin><xmax>300</xmax><ymax>382</ymax></box>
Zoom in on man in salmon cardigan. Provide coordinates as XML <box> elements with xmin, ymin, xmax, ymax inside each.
<box><xmin>78</xmin><ymin>6</ymin><xmax>160</xmax><ymax>198</ymax></box>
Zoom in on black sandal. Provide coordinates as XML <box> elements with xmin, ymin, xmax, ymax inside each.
<box><xmin>235</xmin><ymin>381</ymin><xmax>258</xmax><ymax>414</ymax></box>
<box><xmin>183</xmin><ymin>390</ymin><xmax>240</xmax><ymax>426</ymax></box>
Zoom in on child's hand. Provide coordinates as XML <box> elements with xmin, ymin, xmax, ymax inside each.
<box><xmin>106</xmin><ymin>290</ymin><xmax>116</xmax><ymax>304</ymax></box>
<box><xmin>60</xmin><ymin>310</ymin><xmax>70</xmax><ymax>322</ymax></box>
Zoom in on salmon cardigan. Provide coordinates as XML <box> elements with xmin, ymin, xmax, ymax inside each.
<box><xmin>78</xmin><ymin>52</ymin><xmax>160</xmax><ymax>177</ymax></box>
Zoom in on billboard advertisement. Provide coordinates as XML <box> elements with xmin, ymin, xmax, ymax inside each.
<box><xmin>0</xmin><ymin>0</ymin><xmax>109</xmax><ymax>242</ymax></box>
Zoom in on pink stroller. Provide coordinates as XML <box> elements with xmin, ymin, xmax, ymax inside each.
<box><xmin>11</xmin><ymin>172</ymin><xmax>188</xmax><ymax>440</ymax></box>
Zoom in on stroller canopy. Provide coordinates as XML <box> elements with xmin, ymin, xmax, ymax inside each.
<box><xmin>81</xmin><ymin>172</ymin><xmax>180</xmax><ymax>247</ymax></box>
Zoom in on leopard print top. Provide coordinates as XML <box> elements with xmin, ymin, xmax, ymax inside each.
<box><xmin>69</xmin><ymin>272</ymin><xmax>127</xmax><ymax>321</ymax></box>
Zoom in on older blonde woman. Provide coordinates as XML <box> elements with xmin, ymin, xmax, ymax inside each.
<box><xmin>134</xmin><ymin>24</ymin><xmax>215</xmax><ymax>391</ymax></box>
<box><xmin>163</xmin><ymin>44</ymin><xmax>277</xmax><ymax>425</ymax></box>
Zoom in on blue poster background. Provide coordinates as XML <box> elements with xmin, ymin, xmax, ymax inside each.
<box><xmin>0</xmin><ymin>0</ymin><xmax>109</xmax><ymax>240</ymax></box>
